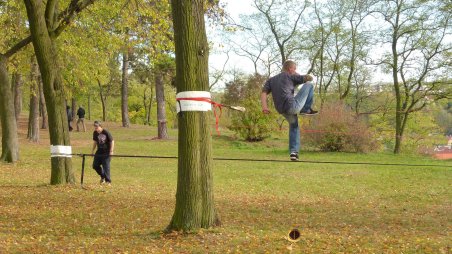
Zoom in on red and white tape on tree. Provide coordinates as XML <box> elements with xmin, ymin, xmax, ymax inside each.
<box><xmin>176</xmin><ymin>91</ymin><xmax>216</xmax><ymax>113</ymax></box>
<box><xmin>176</xmin><ymin>91</ymin><xmax>223</xmax><ymax>135</ymax></box>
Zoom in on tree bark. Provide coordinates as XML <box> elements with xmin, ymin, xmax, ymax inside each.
<box><xmin>97</xmin><ymin>79</ymin><xmax>107</xmax><ymax>121</ymax></box>
<box><xmin>143</xmin><ymin>85</ymin><xmax>153</xmax><ymax>125</ymax></box>
<box><xmin>391</xmin><ymin>11</ymin><xmax>402</xmax><ymax>154</ymax></box>
<box><xmin>39</xmin><ymin>74</ymin><xmax>48</xmax><ymax>129</ymax></box>
<box><xmin>147</xmin><ymin>89</ymin><xmax>153</xmax><ymax>125</ymax></box>
<box><xmin>28</xmin><ymin>58</ymin><xmax>40</xmax><ymax>142</ymax></box>
<box><xmin>13</xmin><ymin>72</ymin><xmax>23</xmax><ymax>122</ymax></box>
<box><xmin>121</xmin><ymin>48</ymin><xmax>130</xmax><ymax>127</ymax></box>
<box><xmin>167</xmin><ymin>0</ymin><xmax>219</xmax><ymax>231</ymax></box>
<box><xmin>71</xmin><ymin>98</ymin><xmax>76</xmax><ymax>128</ymax></box>
<box><xmin>143</xmin><ymin>88</ymin><xmax>148</xmax><ymax>124</ymax></box>
<box><xmin>24</xmin><ymin>0</ymin><xmax>74</xmax><ymax>184</ymax></box>
<box><xmin>0</xmin><ymin>55</ymin><xmax>20</xmax><ymax>162</ymax></box>
<box><xmin>155</xmin><ymin>71</ymin><xmax>168</xmax><ymax>139</ymax></box>
<box><xmin>149</xmin><ymin>84</ymin><xmax>154</xmax><ymax>125</ymax></box>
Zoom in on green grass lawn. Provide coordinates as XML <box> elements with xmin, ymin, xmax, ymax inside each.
<box><xmin>1</xmin><ymin>120</ymin><xmax>451</xmax><ymax>253</ymax></box>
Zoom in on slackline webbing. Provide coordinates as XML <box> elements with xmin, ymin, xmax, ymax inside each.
<box><xmin>74</xmin><ymin>154</ymin><xmax>451</xmax><ymax>184</ymax></box>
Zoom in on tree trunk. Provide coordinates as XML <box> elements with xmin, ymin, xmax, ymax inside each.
<box><xmin>13</xmin><ymin>72</ymin><xmax>23</xmax><ymax>122</ymax></box>
<box><xmin>0</xmin><ymin>55</ymin><xmax>20</xmax><ymax>162</ymax></box>
<box><xmin>341</xmin><ymin>41</ymin><xmax>355</xmax><ymax>100</ymax></box>
<box><xmin>167</xmin><ymin>0</ymin><xmax>219</xmax><ymax>231</ymax></box>
<box><xmin>71</xmin><ymin>98</ymin><xmax>76</xmax><ymax>128</ymax></box>
<box><xmin>24</xmin><ymin>0</ymin><xmax>74</xmax><ymax>184</ymax></box>
<box><xmin>28</xmin><ymin>58</ymin><xmax>40</xmax><ymax>142</ymax></box>
<box><xmin>155</xmin><ymin>71</ymin><xmax>168</xmax><ymax>139</ymax></box>
<box><xmin>39</xmin><ymin>73</ymin><xmax>48</xmax><ymax>129</ymax></box>
<box><xmin>394</xmin><ymin>109</ymin><xmax>403</xmax><ymax>154</ymax></box>
<box><xmin>143</xmin><ymin>86</ymin><xmax>153</xmax><ymax>125</ymax></box>
<box><xmin>147</xmin><ymin>85</ymin><xmax>154</xmax><ymax>125</ymax></box>
<box><xmin>392</xmin><ymin>27</ymin><xmax>402</xmax><ymax>154</ymax></box>
<box><xmin>121</xmin><ymin>48</ymin><xmax>130</xmax><ymax>127</ymax></box>
<box><xmin>143</xmin><ymin>88</ymin><xmax>149</xmax><ymax>124</ymax></box>
<box><xmin>98</xmin><ymin>79</ymin><xmax>107</xmax><ymax>121</ymax></box>
<box><xmin>318</xmin><ymin>44</ymin><xmax>326</xmax><ymax>108</ymax></box>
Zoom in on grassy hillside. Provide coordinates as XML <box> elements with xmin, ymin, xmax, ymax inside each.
<box><xmin>0</xmin><ymin>119</ymin><xmax>450</xmax><ymax>253</ymax></box>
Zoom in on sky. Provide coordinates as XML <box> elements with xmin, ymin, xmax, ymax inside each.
<box><xmin>221</xmin><ymin>0</ymin><xmax>254</xmax><ymax>20</ymax></box>
<box><xmin>206</xmin><ymin>0</ymin><xmax>425</xmax><ymax>88</ymax></box>
<box><xmin>207</xmin><ymin>0</ymin><xmax>338</xmax><ymax>88</ymax></box>
<box><xmin>207</xmin><ymin>0</ymin><xmax>257</xmax><ymax>90</ymax></box>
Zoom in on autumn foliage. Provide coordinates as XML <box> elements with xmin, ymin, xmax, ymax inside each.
<box><xmin>302</xmin><ymin>102</ymin><xmax>379</xmax><ymax>153</ymax></box>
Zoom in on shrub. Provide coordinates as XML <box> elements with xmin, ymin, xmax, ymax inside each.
<box><xmin>228</xmin><ymin>98</ymin><xmax>277</xmax><ymax>141</ymax></box>
<box><xmin>129</xmin><ymin>108</ymin><xmax>146</xmax><ymax>125</ymax></box>
<box><xmin>301</xmin><ymin>102</ymin><xmax>379</xmax><ymax>153</ymax></box>
<box><xmin>226</xmin><ymin>74</ymin><xmax>278</xmax><ymax>141</ymax></box>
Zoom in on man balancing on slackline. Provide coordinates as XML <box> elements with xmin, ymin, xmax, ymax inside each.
<box><xmin>261</xmin><ymin>60</ymin><xmax>318</xmax><ymax>161</ymax></box>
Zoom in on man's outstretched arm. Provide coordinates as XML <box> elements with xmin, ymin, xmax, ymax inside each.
<box><xmin>261</xmin><ymin>92</ymin><xmax>270</xmax><ymax>114</ymax></box>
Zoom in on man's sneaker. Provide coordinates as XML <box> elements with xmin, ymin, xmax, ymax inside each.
<box><xmin>300</xmin><ymin>108</ymin><xmax>319</xmax><ymax>115</ymax></box>
<box><xmin>100</xmin><ymin>178</ymin><xmax>106</xmax><ymax>184</ymax></box>
<box><xmin>290</xmin><ymin>152</ymin><xmax>299</xmax><ymax>161</ymax></box>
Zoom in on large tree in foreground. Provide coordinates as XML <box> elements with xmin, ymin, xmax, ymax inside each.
<box><xmin>24</xmin><ymin>0</ymin><xmax>73</xmax><ymax>184</ymax></box>
<box><xmin>0</xmin><ymin>0</ymin><xmax>28</xmax><ymax>162</ymax></box>
<box><xmin>167</xmin><ymin>0</ymin><xmax>220</xmax><ymax>231</ymax></box>
<box><xmin>0</xmin><ymin>55</ymin><xmax>20</xmax><ymax>162</ymax></box>
<box><xmin>23</xmin><ymin>0</ymin><xmax>96</xmax><ymax>184</ymax></box>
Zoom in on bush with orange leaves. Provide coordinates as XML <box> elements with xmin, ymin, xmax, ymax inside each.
<box><xmin>301</xmin><ymin>102</ymin><xmax>380</xmax><ymax>153</ymax></box>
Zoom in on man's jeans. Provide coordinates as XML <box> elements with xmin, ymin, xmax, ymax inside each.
<box><xmin>93</xmin><ymin>154</ymin><xmax>111</xmax><ymax>183</ymax></box>
<box><xmin>282</xmin><ymin>82</ymin><xmax>315</xmax><ymax>154</ymax></box>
